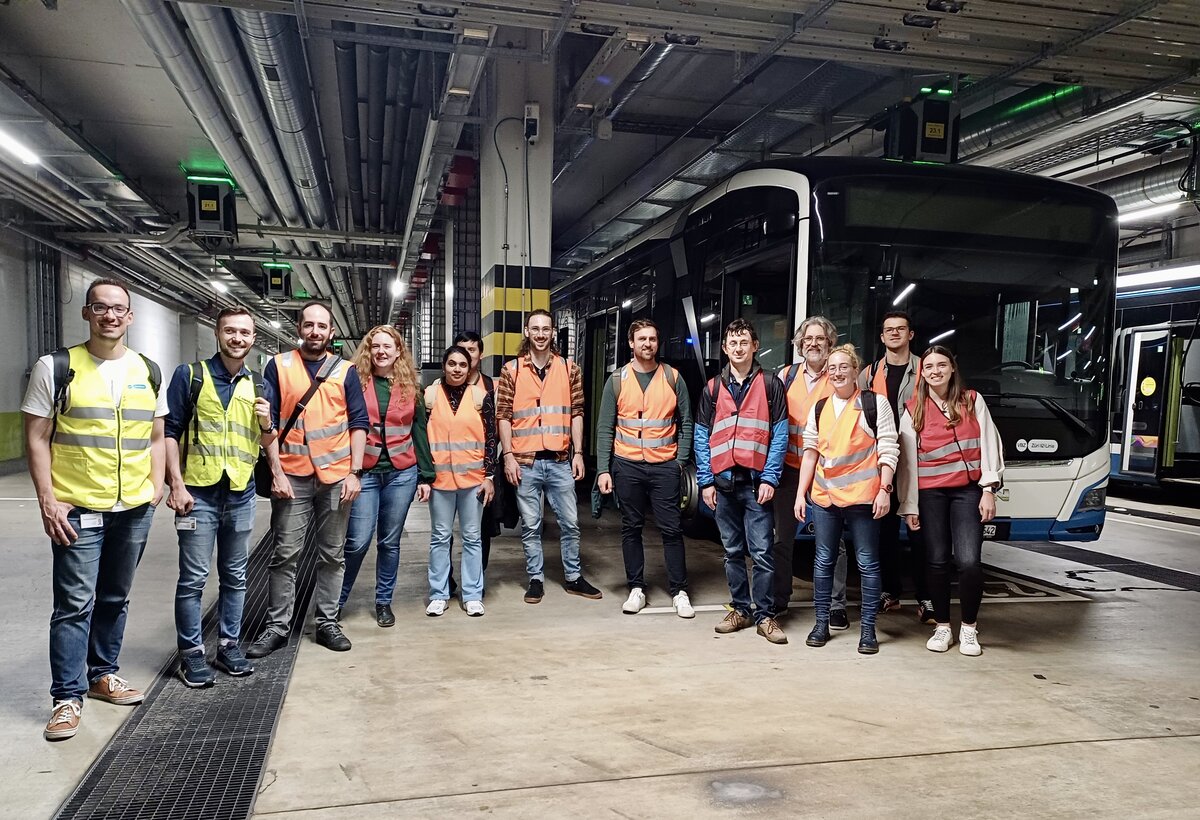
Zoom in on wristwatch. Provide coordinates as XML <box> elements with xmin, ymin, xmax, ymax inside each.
<box><xmin>880</xmin><ymin>483</ymin><xmax>893</xmax><ymax>494</ymax></box>
<box><xmin>350</xmin><ymin>468</ymin><xmax>364</xmax><ymax>478</ymax></box>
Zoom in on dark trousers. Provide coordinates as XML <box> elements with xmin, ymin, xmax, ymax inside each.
<box><xmin>879</xmin><ymin>495</ymin><xmax>928</xmax><ymax>600</ymax></box>
<box><xmin>612</xmin><ymin>457</ymin><xmax>688</xmax><ymax>594</ymax></box>
<box><xmin>919</xmin><ymin>484</ymin><xmax>985</xmax><ymax>624</ymax></box>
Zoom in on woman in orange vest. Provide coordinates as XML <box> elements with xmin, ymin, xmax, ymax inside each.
<box><xmin>795</xmin><ymin>345</ymin><xmax>899</xmax><ymax>654</ymax></box>
<box><xmin>425</xmin><ymin>346</ymin><xmax>496</xmax><ymax>617</ymax></box>
<box><xmin>339</xmin><ymin>326</ymin><xmax>435</xmax><ymax>628</ymax></box>
<box><xmin>897</xmin><ymin>346</ymin><xmax>1004</xmax><ymax>656</ymax></box>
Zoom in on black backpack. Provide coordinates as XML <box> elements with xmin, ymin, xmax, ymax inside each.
<box><xmin>814</xmin><ymin>390</ymin><xmax>878</xmax><ymax>439</ymax></box>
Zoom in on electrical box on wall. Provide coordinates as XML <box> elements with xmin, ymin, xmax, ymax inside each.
<box><xmin>524</xmin><ymin>102</ymin><xmax>540</xmax><ymax>144</ymax></box>
<box><xmin>885</xmin><ymin>98</ymin><xmax>961</xmax><ymax>163</ymax></box>
<box><xmin>186</xmin><ymin>178</ymin><xmax>238</xmax><ymax>241</ymax></box>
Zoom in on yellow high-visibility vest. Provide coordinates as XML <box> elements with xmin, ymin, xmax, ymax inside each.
<box><xmin>181</xmin><ymin>361</ymin><xmax>259</xmax><ymax>491</ymax></box>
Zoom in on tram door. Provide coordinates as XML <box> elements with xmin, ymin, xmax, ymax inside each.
<box><xmin>583</xmin><ymin>308</ymin><xmax>620</xmax><ymax>459</ymax></box>
<box><xmin>1121</xmin><ymin>329</ymin><xmax>1170</xmax><ymax>476</ymax></box>
<box><xmin>723</xmin><ymin>246</ymin><xmax>795</xmax><ymax>373</ymax></box>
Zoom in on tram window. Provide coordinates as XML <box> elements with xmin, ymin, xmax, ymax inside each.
<box><xmin>728</xmin><ymin>247</ymin><xmax>793</xmax><ymax>372</ymax></box>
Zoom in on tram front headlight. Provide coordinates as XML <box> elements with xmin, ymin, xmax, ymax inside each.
<box><xmin>1077</xmin><ymin>486</ymin><xmax>1107</xmax><ymax>512</ymax></box>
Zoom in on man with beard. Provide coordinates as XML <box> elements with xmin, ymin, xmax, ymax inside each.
<box><xmin>248</xmin><ymin>302</ymin><xmax>368</xmax><ymax>656</ymax></box>
<box><xmin>165</xmin><ymin>307</ymin><xmax>276</xmax><ymax>687</ymax></box>
<box><xmin>23</xmin><ymin>278</ymin><xmax>167</xmax><ymax>740</ymax></box>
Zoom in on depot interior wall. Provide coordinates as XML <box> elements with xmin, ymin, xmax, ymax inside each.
<box><xmin>0</xmin><ymin>232</ymin><xmax>31</xmax><ymax>461</ymax></box>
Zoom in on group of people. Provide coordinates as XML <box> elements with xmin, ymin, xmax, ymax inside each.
<box><xmin>24</xmin><ymin>277</ymin><xmax>1002</xmax><ymax>744</ymax></box>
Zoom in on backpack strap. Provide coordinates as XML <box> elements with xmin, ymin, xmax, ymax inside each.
<box><xmin>814</xmin><ymin>396</ymin><xmax>829</xmax><ymax>436</ymax></box>
<box><xmin>50</xmin><ymin>347</ymin><xmax>74</xmax><ymax>416</ymax></box>
<box><xmin>139</xmin><ymin>353</ymin><xmax>161</xmax><ymax>396</ymax></box>
<box><xmin>423</xmin><ymin>382</ymin><xmax>439</xmax><ymax>412</ymax></box>
<box><xmin>469</xmin><ymin>383</ymin><xmax>486</xmax><ymax>412</ymax></box>
<box><xmin>661</xmin><ymin>362</ymin><xmax>678</xmax><ymax>388</ymax></box>
<box><xmin>611</xmin><ymin>365</ymin><xmax>626</xmax><ymax>403</ymax></box>
<box><xmin>860</xmin><ymin>389</ymin><xmax>879</xmax><ymax>439</ymax></box>
<box><xmin>182</xmin><ymin>362</ymin><xmax>205</xmax><ymax>464</ymax></box>
<box><xmin>782</xmin><ymin>363</ymin><xmax>801</xmax><ymax>391</ymax></box>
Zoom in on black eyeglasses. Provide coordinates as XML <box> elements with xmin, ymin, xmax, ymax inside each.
<box><xmin>86</xmin><ymin>302</ymin><xmax>130</xmax><ymax>318</ymax></box>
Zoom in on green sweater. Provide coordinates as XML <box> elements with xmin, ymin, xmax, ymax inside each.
<box><xmin>370</xmin><ymin>376</ymin><xmax>436</xmax><ymax>483</ymax></box>
<box><xmin>596</xmin><ymin>365</ymin><xmax>693</xmax><ymax>474</ymax></box>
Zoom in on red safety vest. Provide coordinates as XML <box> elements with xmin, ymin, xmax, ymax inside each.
<box><xmin>708</xmin><ymin>371</ymin><xmax>771</xmax><ymax>474</ymax></box>
<box><xmin>811</xmin><ymin>390</ymin><xmax>880</xmax><ymax>508</ymax></box>
<box><xmin>781</xmin><ymin>364</ymin><xmax>832</xmax><ymax>469</ymax></box>
<box><xmin>907</xmin><ymin>391</ymin><xmax>983</xmax><ymax>490</ymax></box>
<box><xmin>275</xmin><ymin>351</ymin><xmax>353</xmax><ymax>483</ymax></box>
<box><xmin>362</xmin><ymin>380</ymin><xmax>416</xmax><ymax>470</ymax></box>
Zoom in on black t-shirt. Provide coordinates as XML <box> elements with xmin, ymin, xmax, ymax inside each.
<box><xmin>885</xmin><ymin>362</ymin><xmax>906</xmax><ymax>423</ymax></box>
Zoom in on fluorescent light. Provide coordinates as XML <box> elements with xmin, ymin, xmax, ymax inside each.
<box><xmin>1056</xmin><ymin>349</ymin><xmax>1071</xmax><ymax>361</ymax></box>
<box><xmin>700</xmin><ymin>313</ymin><xmax>716</xmax><ymax>325</ymax></box>
<box><xmin>1084</xmin><ymin>326</ymin><xmax>1096</xmax><ymax>341</ymax></box>
<box><xmin>391</xmin><ymin>279</ymin><xmax>406</xmax><ymax>297</ymax></box>
<box><xmin>929</xmin><ymin>329</ymin><xmax>955</xmax><ymax>343</ymax></box>
<box><xmin>461</xmin><ymin>27</ymin><xmax>490</xmax><ymax>40</ymax></box>
<box><xmin>1116</xmin><ymin>262</ymin><xmax>1200</xmax><ymax>290</ymax></box>
<box><xmin>269</xmin><ymin>320</ymin><xmax>282</xmax><ymax>329</ymax></box>
<box><xmin>892</xmin><ymin>283</ymin><xmax>916</xmax><ymax>305</ymax></box>
<box><xmin>211</xmin><ymin>281</ymin><xmax>228</xmax><ymax>293</ymax></box>
<box><xmin>621</xmin><ymin>298</ymin><xmax>632</xmax><ymax>308</ymax></box>
<box><xmin>1118</xmin><ymin>201</ymin><xmax>1184</xmax><ymax>223</ymax></box>
<box><xmin>1057</xmin><ymin>312</ymin><xmax>1082</xmax><ymax>331</ymax></box>
<box><xmin>0</xmin><ymin>127</ymin><xmax>39</xmax><ymax>165</ymax></box>
<box><xmin>446</xmin><ymin>86</ymin><xmax>471</xmax><ymax>97</ymax></box>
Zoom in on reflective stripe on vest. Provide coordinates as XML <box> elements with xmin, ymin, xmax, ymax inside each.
<box><xmin>181</xmin><ymin>361</ymin><xmax>260</xmax><ymax>491</ymax></box>
<box><xmin>509</xmin><ymin>356</ymin><xmax>571</xmax><ymax>453</ymax></box>
<box><xmin>811</xmin><ymin>391</ymin><xmax>880</xmax><ymax>508</ymax></box>
<box><xmin>613</xmin><ymin>364</ymin><xmax>678</xmax><ymax>463</ymax></box>
<box><xmin>362</xmin><ymin>377</ymin><xmax>417</xmax><ymax>470</ymax></box>
<box><xmin>50</xmin><ymin>345</ymin><xmax>157</xmax><ymax>508</ymax></box>
<box><xmin>427</xmin><ymin>381</ymin><xmax>486</xmax><ymax>490</ymax></box>
<box><xmin>782</xmin><ymin>365</ymin><xmax>832</xmax><ymax>469</ymax></box>
<box><xmin>709</xmin><ymin>372</ymin><xmax>771</xmax><ymax>475</ymax></box>
<box><xmin>908</xmin><ymin>393</ymin><xmax>983</xmax><ymax>489</ymax></box>
<box><xmin>276</xmin><ymin>351</ymin><xmax>354</xmax><ymax>482</ymax></box>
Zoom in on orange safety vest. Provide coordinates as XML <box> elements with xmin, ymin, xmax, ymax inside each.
<box><xmin>906</xmin><ymin>392</ymin><xmax>983</xmax><ymax>490</ymax></box>
<box><xmin>811</xmin><ymin>390</ymin><xmax>880</xmax><ymax>508</ymax></box>
<box><xmin>708</xmin><ymin>371</ymin><xmax>771</xmax><ymax>474</ymax></box>
<box><xmin>275</xmin><ymin>351</ymin><xmax>353</xmax><ymax>482</ymax></box>
<box><xmin>508</xmin><ymin>355</ymin><xmax>571</xmax><ymax>453</ymax></box>
<box><xmin>613</xmin><ymin>363</ymin><xmax>678</xmax><ymax>463</ymax></box>
<box><xmin>362</xmin><ymin>379</ymin><xmax>416</xmax><ymax>470</ymax></box>
<box><xmin>426</xmin><ymin>381</ymin><xmax>487</xmax><ymax>490</ymax></box>
<box><xmin>781</xmin><ymin>364</ymin><xmax>832</xmax><ymax>469</ymax></box>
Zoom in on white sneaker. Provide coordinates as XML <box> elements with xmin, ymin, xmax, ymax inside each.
<box><xmin>465</xmin><ymin>600</ymin><xmax>485</xmax><ymax>617</ymax></box>
<box><xmin>425</xmin><ymin>599</ymin><xmax>448</xmax><ymax>617</ymax></box>
<box><xmin>926</xmin><ymin>624</ymin><xmax>954</xmax><ymax>652</ymax></box>
<box><xmin>672</xmin><ymin>591</ymin><xmax>695</xmax><ymax>619</ymax></box>
<box><xmin>622</xmin><ymin>587</ymin><xmax>647</xmax><ymax>614</ymax></box>
<box><xmin>959</xmin><ymin>624</ymin><xmax>982</xmax><ymax>656</ymax></box>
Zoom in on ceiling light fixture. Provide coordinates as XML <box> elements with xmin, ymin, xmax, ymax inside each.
<box><xmin>1057</xmin><ymin>312</ymin><xmax>1082</xmax><ymax>331</ymax></box>
<box><xmin>211</xmin><ymin>281</ymin><xmax>228</xmax><ymax>293</ymax></box>
<box><xmin>873</xmin><ymin>37</ymin><xmax>909</xmax><ymax>52</ymax></box>
<box><xmin>0</xmin><ymin>128</ymin><xmax>40</xmax><ymax>165</ymax></box>
<box><xmin>929</xmin><ymin>329</ymin><xmax>955</xmax><ymax>343</ymax></box>
<box><xmin>269</xmin><ymin>320</ymin><xmax>282</xmax><ymax>329</ymax></box>
<box><xmin>580</xmin><ymin>22</ymin><xmax>619</xmax><ymax>37</ymax></box>
<box><xmin>417</xmin><ymin>3</ymin><xmax>457</xmax><ymax>16</ymax></box>
<box><xmin>664</xmin><ymin>32</ymin><xmax>701</xmax><ymax>46</ymax></box>
<box><xmin>1116</xmin><ymin>262</ymin><xmax>1200</xmax><ymax>290</ymax></box>
<box><xmin>461</xmin><ymin>27</ymin><xmax>490</xmax><ymax>41</ymax></box>
<box><xmin>892</xmin><ymin>282</ymin><xmax>916</xmax><ymax>305</ymax></box>
<box><xmin>1118</xmin><ymin>200</ymin><xmax>1185</xmax><ymax>223</ymax></box>
<box><xmin>446</xmin><ymin>86</ymin><xmax>472</xmax><ymax>97</ymax></box>
<box><xmin>926</xmin><ymin>0</ymin><xmax>965</xmax><ymax>12</ymax></box>
<box><xmin>902</xmin><ymin>13</ymin><xmax>939</xmax><ymax>28</ymax></box>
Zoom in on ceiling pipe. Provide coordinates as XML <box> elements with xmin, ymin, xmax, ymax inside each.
<box><xmin>1095</xmin><ymin>157</ymin><xmax>1192</xmax><ymax>211</ymax></box>
<box><xmin>958</xmin><ymin>84</ymin><xmax>1091</xmax><ymax>159</ymax></box>
<box><xmin>384</xmin><ymin>44</ymin><xmax>419</xmax><ymax>234</ymax></box>
<box><xmin>365</xmin><ymin>27</ymin><xmax>388</xmax><ymax>233</ymax></box>
<box><xmin>332</xmin><ymin>20</ymin><xmax>365</xmax><ymax>233</ymax></box>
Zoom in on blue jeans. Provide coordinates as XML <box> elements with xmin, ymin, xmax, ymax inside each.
<box><xmin>175</xmin><ymin>486</ymin><xmax>256</xmax><ymax>652</ymax></box>
<box><xmin>429</xmin><ymin>486</ymin><xmax>484</xmax><ymax>601</ymax></box>
<box><xmin>713</xmin><ymin>483</ymin><xmax>775</xmax><ymax>624</ymax></box>
<box><xmin>50</xmin><ymin>504</ymin><xmax>155</xmax><ymax>702</ymax></box>
<box><xmin>811</xmin><ymin>502</ymin><xmax>881</xmax><ymax>633</ymax></box>
<box><xmin>340</xmin><ymin>467</ymin><xmax>419</xmax><ymax>606</ymax></box>
<box><xmin>514</xmin><ymin>459</ymin><xmax>581</xmax><ymax>582</ymax></box>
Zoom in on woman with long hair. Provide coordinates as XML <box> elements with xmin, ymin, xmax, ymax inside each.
<box><xmin>338</xmin><ymin>325</ymin><xmax>434</xmax><ymax>627</ymax></box>
<box><xmin>794</xmin><ymin>344</ymin><xmax>899</xmax><ymax>654</ymax></box>
<box><xmin>425</xmin><ymin>345</ymin><xmax>496</xmax><ymax>616</ymax></box>
<box><xmin>897</xmin><ymin>345</ymin><xmax>1004</xmax><ymax>656</ymax></box>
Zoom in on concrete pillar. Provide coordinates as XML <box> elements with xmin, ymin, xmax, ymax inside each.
<box><xmin>480</xmin><ymin>28</ymin><xmax>554</xmax><ymax>375</ymax></box>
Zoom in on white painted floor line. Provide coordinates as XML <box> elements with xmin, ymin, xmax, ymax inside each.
<box><xmin>1107</xmin><ymin>513</ymin><xmax>1200</xmax><ymax>538</ymax></box>
<box><xmin>0</xmin><ymin>497</ymin><xmax>36</xmax><ymax>501</ymax></box>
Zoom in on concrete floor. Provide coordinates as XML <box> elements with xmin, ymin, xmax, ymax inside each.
<box><xmin>2</xmin><ymin>471</ymin><xmax>1198</xmax><ymax>818</ymax></box>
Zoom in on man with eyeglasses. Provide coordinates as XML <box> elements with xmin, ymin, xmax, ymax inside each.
<box><xmin>858</xmin><ymin>309</ymin><xmax>932</xmax><ymax>622</ymax></box>
<box><xmin>23</xmin><ymin>278</ymin><xmax>168</xmax><ymax>741</ymax></box>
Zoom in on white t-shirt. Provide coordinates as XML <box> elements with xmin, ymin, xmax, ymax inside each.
<box><xmin>22</xmin><ymin>348</ymin><xmax>169</xmax><ymax>512</ymax></box>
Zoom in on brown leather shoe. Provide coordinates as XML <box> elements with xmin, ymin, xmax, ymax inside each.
<box><xmin>86</xmin><ymin>674</ymin><xmax>144</xmax><ymax>705</ymax></box>
<box><xmin>714</xmin><ymin>609</ymin><xmax>753</xmax><ymax>634</ymax></box>
<box><xmin>757</xmin><ymin>617</ymin><xmax>788</xmax><ymax>645</ymax></box>
<box><xmin>44</xmin><ymin>699</ymin><xmax>82</xmax><ymax>741</ymax></box>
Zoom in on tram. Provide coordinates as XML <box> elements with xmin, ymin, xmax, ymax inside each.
<box><xmin>553</xmin><ymin>158</ymin><xmax>1119</xmax><ymax>542</ymax></box>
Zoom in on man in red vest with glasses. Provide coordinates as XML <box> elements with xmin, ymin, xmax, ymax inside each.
<box><xmin>694</xmin><ymin>318</ymin><xmax>789</xmax><ymax>644</ymax></box>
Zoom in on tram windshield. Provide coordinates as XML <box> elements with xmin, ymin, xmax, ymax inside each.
<box><xmin>809</xmin><ymin>174</ymin><xmax>1116</xmax><ymax>461</ymax></box>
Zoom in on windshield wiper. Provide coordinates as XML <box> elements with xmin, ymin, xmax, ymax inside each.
<box><xmin>983</xmin><ymin>392</ymin><xmax>1093</xmax><ymax>437</ymax></box>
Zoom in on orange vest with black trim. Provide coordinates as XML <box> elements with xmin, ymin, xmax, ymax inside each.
<box><xmin>362</xmin><ymin>379</ymin><xmax>416</xmax><ymax>470</ymax></box>
<box><xmin>275</xmin><ymin>351</ymin><xmax>353</xmax><ymax>483</ymax></box>
<box><xmin>709</xmin><ymin>371</ymin><xmax>771</xmax><ymax>474</ymax></box>
<box><xmin>614</xmin><ymin>364</ymin><xmax>678</xmax><ymax>463</ymax></box>
<box><xmin>782</xmin><ymin>364</ymin><xmax>832</xmax><ymax>469</ymax></box>
<box><xmin>811</xmin><ymin>390</ymin><xmax>880</xmax><ymax>508</ymax></box>
<box><xmin>906</xmin><ymin>392</ymin><xmax>982</xmax><ymax>490</ymax></box>
<box><xmin>427</xmin><ymin>381</ymin><xmax>487</xmax><ymax>490</ymax></box>
<box><xmin>508</xmin><ymin>356</ymin><xmax>571</xmax><ymax>453</ymax></box>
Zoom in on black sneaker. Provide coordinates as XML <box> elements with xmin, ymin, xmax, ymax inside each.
<box><xmin>315</xmin><ymin>623</ymin><xmax>352</xmax><ymax>652</ymax></box>
<box><xmin>523</xmin><ymin>578</ymin><xmax>544</xmax><ymax>604</ymax></box>
<box><xmin>880</xmin><ymin>592</ymin><xmax>901</xmax><ymax>613</ymax></box>
<box><xmin>829</xmin><ymin>609</ymin><xmax>850</xmax><ymax>630</ymax></box>
<box><xmin>375</xmin><ymin>603</ymin><xmax>396</xmax><ymax>628</ymax></box>
<box><xmin>178</xmin><ymin>650</ymin><xmax>215</xmax><ymax>688</ymax></box>
<box><xmin>564</xmin><ymin>576</ymin><xmax>603</xmax><ymax>600</ymax></box>
<box><xmin>917</xmin><ymin>600</ymin><xmax>937</xmax><ymax>625</ymax></box>
<box><xmin>246</xmin><ymin>630</ymin><xmax>287</xmax><ymax>659</ymax></box>
<box><xmin>215</xmin><ymin>644</ymin><xmax>254</xmax><ymax>677</ymax></box>
<box><xmin>805</xmin><ymin>623</ymin><xmax>831</xmax><ymax>647</ymax></box>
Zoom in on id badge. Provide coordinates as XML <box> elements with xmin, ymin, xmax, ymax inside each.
<box><xmin>79</xmin><ymin>513</ymin><xmax>103</xmax><ymax>529</ymax></box>
<box><xmin>175</xmin><ymin>516</ymin><xmax>198</xmax><ymax>531</ymax></box>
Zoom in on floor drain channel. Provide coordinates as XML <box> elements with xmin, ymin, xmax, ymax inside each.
<box><xmin>55</xmin><ymin>524</ymin><xmax>319</xmax><ymax>820</ymax></box>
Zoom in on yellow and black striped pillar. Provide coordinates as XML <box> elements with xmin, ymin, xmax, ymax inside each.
<box><xmin>481</xmin><ymin>264</ymin><xmax>550</xmax><ymax>375</ymax></box>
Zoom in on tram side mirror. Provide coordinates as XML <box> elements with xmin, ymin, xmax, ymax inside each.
<box><xmin>763</xmin><ymin>211</ymin><xmax>798</xmax><ymax>237</ymax></box>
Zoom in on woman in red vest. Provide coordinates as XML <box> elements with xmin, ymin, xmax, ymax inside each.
<box><xmin>897</xmin><ymin>345</ymin><xmax>1004</xmax><ymax>656</ymax></box>
<box><xmin>795</xmin><ymin>345</ymin><xmax>899</xmax><ymax>654</ymax></box>
<box><xmin>339</xmin><ymin>326</ymin><xmax>435</xmax><ymax>627</ymax></box>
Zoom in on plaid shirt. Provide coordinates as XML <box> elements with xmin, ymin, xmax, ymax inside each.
<box><xmin>496</xmin><ymin>354</ymin><xmax>585</xmax><ymax>466</ymax></box>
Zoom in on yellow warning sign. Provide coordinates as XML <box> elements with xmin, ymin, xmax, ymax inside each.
<box><xmin>1140</xmin><ymin>376</ymin><xmax>1157</xmax><ymax>397</ymax></box>
<box><xmin>201</xmin><ymin>199</ymin><xmax>218</xmax><ymax>212</ymax></box>
<box><xmin>925</xmin><ymin>122</ymin><xmax>945</xmax><ymax>139</ymax></box>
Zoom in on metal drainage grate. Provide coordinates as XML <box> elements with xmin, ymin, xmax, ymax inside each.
<box><xmin>1008</xmin><ymin>541</ymin><xmax>1200</xmax><ymax>592</ymax></box>
<box><xmin>55</xmin><ymin>524</ymin><xmax>319</xmax><ymax>820</ymax></box>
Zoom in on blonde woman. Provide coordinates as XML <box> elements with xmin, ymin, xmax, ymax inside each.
<box><xmin>338</xmin><ymin>325</ymin><xmax>434</xmax><ymax>627</ymax></box>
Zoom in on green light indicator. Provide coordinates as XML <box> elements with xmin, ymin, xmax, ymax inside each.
<box><xmin>261</xmin><ymin>261</ymin><xmax>293</xmax><ymax>270</ymax></box>
<box><xmin>936</xmin><ymin>88</ymin><xmax>953</xmax><ymax>95</ymax></box>
<box><xmin>920</xmin><ymin>86</ymin><xmax>933</xmax><ymax>93</ymax></box>
<box><xmin>1003</xmin><ymin>85</ymin><xmax>1083</xmax><ymax>117</ymax></box>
